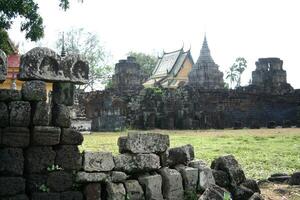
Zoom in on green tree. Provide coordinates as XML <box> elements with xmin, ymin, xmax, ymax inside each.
<box><xmin>127</xmin><ymin>51</ymin><xmax>158</xmax><ymax>77</ymax></box>
<box><xmin>226</xmin><ymin>57</ymin><xmax>247</xmax><ymax>88</ymax></box>
<box><xmin>56</xmin><ymin>28</ymin><xmax>112</xmax><ymax>91</ymax></box>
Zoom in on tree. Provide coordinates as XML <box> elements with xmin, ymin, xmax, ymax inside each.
<box><xmin>56</xmin><ymin>28</ymin><xmax>112</xmax><ymax>91</ymax></box>
<box><xmin>127</xmin><ymin>51</ymin><xmax>158</xmax><ymax>77</ymax></box>
<box><xmin>226</xmin><ymin>57</ymin><xmax>247</xmax><ymax>88</ymax></box>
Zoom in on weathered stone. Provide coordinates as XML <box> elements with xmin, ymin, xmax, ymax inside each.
<box><xmin>0</xmin><ymin>49</ymin><xmax>7</xmax><ymax>83</ymax></box>
<box><xmin>198</xmin><ymin>167</ymin><xmax>216</xmax><ymax>191</ymax></box>
<box><xmin>289</xmin><ymin>172</ymin><xmax>300</xmax><ymax>185</ymax></box>
<box><xmin>241</xmin><ymin>179</ymin><xmax>260</xmax><ymax>193</ymax></box>
<box><xmin>26</xmin><ymin>174</ymin><xmax>47</xmax><ymax>193</ymax></box>
<box><xmin>188</xmin><ymin>159</ymin><xmax>208</xmax><ymax>169</ymax></box>
<box><xmin>52</xmin><ymin>83</ymin><xmax>75</xmax><ymax>106</ymax></box>
<box><xmin>9</xmin><ymin>101</ymin><xmax>31</xmax><ymax>127</ymax></box>
<box><xmin>47</xmin><ymin>171</ymin><xmax>73</xmax><ymax>192</ymax></box>
<box><xmin>76</xmin><ymin>172</ymin><xmax>108</xmax><ymax>183</ymax></box>
<box><xmin>110</xmin><ymin>171</ymin><xmax>128</xmax><ymax>183</ymax></box>
<box><xmin>1</xmin><ymin>194</ymin><xmax>29</xmax><ymax>200</ymax></box>
<box><xmin>159</xmin><ymin>167</ymin><xmax>184</xmax><ymax>200</ymax></box>
<box><xmin>33</xmin><ymin>101</ymin><xmax>51</xmax><ymax>126</ymax></box>
<box><xmin>161</xmin><ymin>144</ymin><xmax>194</xmax><ymax>167</ymax></box>
<box><xmin>0</xmin><ymin>102</ymin><xmax>9</xmax><ymax>127</ymax></box>
<box><xmin>268</xmin><ymin>175</ymin><xmax>291</xmax><ymax>183</ymax></box>
<box><xmin>118</xmin><ymin>132</ymin><xmax>169</xmax><ymax>154</ymax></box>
<box><xmin>32</xmin><ymin>126</ymin><xmax>61</xmax><ymax>145</ymax></box>
<box><xmin>0</xmin><ymin>148</ymin><xmax>24</xmax><ymax>176</ymax></box>
<box><xmin>211</xmin><ymin>155</ymin><xmax>246</xmax><ymax>185</ymax></box>
<box><xmin>231</xmin><ymin>185</ymin><xmax>254</xmax><ymax>200</ymax></box>
<box><xmin>0</xmin><ymin>89</ymin><xmax>22</xmax><ymax>101</ymax></box>
<box><xmin>2</xmin><ymin>127</ymin><xmax>30</xmax><ymax>147</ymax></box>
<box><xmin>199</xmin><ymin>184</ymin><xmax>229</xmax><ymax>200</ymax></box>
<box><xmin>138</xmin><ymin>174</ymin><xmax>164</xmax><ymax>200</ymax></box>
<box><xmin>83</xmin><ymin>151</ymin><xmax>115</xmax><ymax>172</ymax></box>
<box><xmin>0</xmin><ymin>177</ymin><xmax>25</xmax><ymax>196</ymax></box>
<box><xmin>84</xmin><ymin>183</ymin><xmax>101</xmax><ymax>200</ymax></box>
<box><xmin>21</xmin><ymin>81</ymin><xmax>46</xmax><ymax>101</ymax></box>
<box><xmin>61</xmin><ymin>191</ymin><xmax>83</xmax><ymax>200</ymax></box>
<box><xmin>212</xmin><ymin>170</ymin><xmax>230</xmax><ymax>189</ymax></box>
<box><xmin>124</xmin><ymin>180</ymin><xmax>144</xmax><ymax>200</ymax></box>
<box><xmin>61</xmin><ymin>128</ymin><xmax>83</xmax><ymax>145</ymax></box>
<box><xmin>106</xmin><ymin>182</ymin><xmax>126</xmax><ymax>200</ymax></box>
<box><xmin>25</xmin><ymin>146</ymin><xmax>56</xmax><ymax>173</ymax></box>
<box><xmin>55</xmin><ymin>145</ymin><xmax>82</xmax><ymax>170</ymax></box>
<box><xmin>114</xmin><ymin>153</ymin><xmax>160</xmax><ymax>173</ymax></box>
<box><xmin>52</xmin><ymin>104</ymin><xmax>71</xmax><ymax>127</ymax></box>
<box><xmin>31</xmin><ymin>193</ymin><xmax>60</xmax><ymax>200</ymax></box>
<box><xmin>249</xmin><ymin>193</ymin><xmax>264</xmax><ymax>200</ymax></box>
<box><xmin>175</xmin><ymin>165</ymin><xmax>198</xmax><ymax>191</ymax></box>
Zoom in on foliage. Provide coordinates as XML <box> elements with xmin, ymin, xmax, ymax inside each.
<box><xmin>39</xmin><ymin>184</ymin><xmax>50</xmax><ymax>193</ymax></box>
<box><xmin>47</xmin><ymin>164</ymin><xmax>63</xmax><ymax>171</ymax></box>
<box><xmin>0</xmin><ymin>29</ymin><xmax>13</xmax><ymax>54</ymax></box>
<box><xmin>226</xmin><ymin>57</ymin><xmax>247</xmax><ymax>88</ymax></box>
<box><xmin>223</xmin><ymin>192</ymin><xmax>232</xmax><ymax>200</ymax></box>
<box><xmin>56</xmin><ymin>28</ymin><xmax>113</xmax><ymax>91</ymax></box>
<box><xmin>81</xmin><ymin>128</ymin><xmax>300</xmax><ymax>180</ymax></box>
<box><xmin>127</xmin><ymin>51</ymin><xmax>158</xmax><ymax>77</ymax></box>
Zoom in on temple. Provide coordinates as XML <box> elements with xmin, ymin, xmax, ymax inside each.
<box><xmin>143</xmin><ymin>48</ymin><xmax>194</xmax><ymax>88</ymax></box>
<box><xmin>188</xmin><ymin>36</ymin><xmax>224</xmax><ymax>89</ymax></box>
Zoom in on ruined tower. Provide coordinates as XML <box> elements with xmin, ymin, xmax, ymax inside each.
<box><xmin>188</xmin><ymin>36</ymin><xmax>224</xmax><ymax>89</ymax></box>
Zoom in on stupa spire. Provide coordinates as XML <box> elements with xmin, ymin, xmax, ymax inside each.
<box><xmin>197</xmin><ymin>35</ymin><xmax>214</xmax><ymax>64</ymax></box>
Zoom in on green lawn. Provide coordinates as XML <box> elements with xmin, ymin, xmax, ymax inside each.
<box><xmin>80</xmin><ymin>128</ymin><xmax>300</xmax><ymax>180</ymax></box>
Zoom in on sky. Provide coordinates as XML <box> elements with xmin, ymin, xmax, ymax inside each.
<box><xmin>8</xmin><ymin>0</ymin><xmax>300</xmax><ymax>88</ymax></box>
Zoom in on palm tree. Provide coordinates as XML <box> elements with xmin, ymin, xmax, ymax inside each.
<box><xmin>226</xmin><ymin>65</ymin><xmax>238</xmax><ymax>89</ymax></box>
<box><xmin>234</xmin><ymin>57</ymin><xmax>247</xmax><ymax>87</ymax></box>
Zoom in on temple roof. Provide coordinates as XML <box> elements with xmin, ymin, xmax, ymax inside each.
<box><xmin>151</xmin><ymin>48</ymin><xmax>193</xmax><ymax>78</ymax></box>
<box><xmin>196</xmin><ymin>35</ymin><xmax>215</xmax><ymax>65</ymax></box>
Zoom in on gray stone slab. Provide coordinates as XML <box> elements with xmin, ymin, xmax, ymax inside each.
<box><xmin>0</xmin><ymin>148</ymin><xmax>24</xmax><ymax>176</ymax></box>
<box><xmin>161</xmin><ymin>144</ymin><xmax>194</xmax><ymax>167</ymax></box>
<box><xmin>138</xmin><ymin>174</ymin><xmax>163</xmax><ymax>200</ymax></box>
<box><xmin>83</xmin><ymin>151</ymin><xmax>115</xmax><ymax>172</ymax></box>
<box><xmin>21</xmin><ymin>80</ymin><xmax>47</xmax><ymax>101</ymax></box>
<box><xmin>159</xmin><ymin>167</ymin><xmax>184</xmax><ymax>200</ymax></box>
<box><xmin>106</xmin><ymin>182</ymin><xmax>126</xmax><ymax>200</ymax></box>
<box><xmin>9</xmin><ymin>101</ymin><xmax>31</xmax><ymax>127</ymax></box>
<box><xmin>2</xmin><ymin>127</ymin><xmax>30</xmax><ymax>147</ymax></box>
<box><xmin>32</xmin><ymin>126</ymin><xmax>61</xmax><ymax>145</ymax></box>
<box><xmin>76</xmin><ymin>172</ymin><xmax>108</xmax><ymax>183</ymax></box>
<box><xmin>33</xmin><ymin>101</ymin><xmax>51</xmax><ymax>126</ymax></box>
<box><xmin>0</xmin><ymin>177</ymin><xmax>25</xmax><ymax>196</ymax></box>
<box><xmin>124</xmin><ymin>180</ymin><xmax>145</xmax><ymax>200</ymax></box>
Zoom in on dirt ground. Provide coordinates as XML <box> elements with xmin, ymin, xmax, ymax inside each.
<box><xmin>260</xmin><ymin>182</ymin><xmax>300</xmax><ymax>200</ymax></box>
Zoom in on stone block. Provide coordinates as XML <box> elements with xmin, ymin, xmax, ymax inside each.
<box><xmin>110</xmin><ymin>171</ymin><xmax>128</xmax><ymax>183</ymax></box>
<box><xmin>249</xmin><ymin>193</ymin><xmax>264</xmax><ymax>200</ymax></box>
<box><xmin>211</xmin><ymin>154</ymin><xmax>246</xmax><ymax>185</ymax></box>
<box><xmin>161</xmin><ymin>144</ymin><xmax>194</xmax><ymax>167</ymax></box>
<box><xmin>118</xmin><ymin>132</ymin><xmax>169</xmax><ymax>154</ymax></box>
<box><xmin>9</xmin><ymin>101</ymin><xmax>31</xmax><ymax>127</ymax></box>
<box><xmin>124</xmin><ymin>180</ymin><xmax>144</xmax><ymax>200</ymax></box>
<box><xmin>175</xmin><ymin>165</ymin><xmax>198</xmax><ymax>191</ymax></box>
<box><xmin>47</xmin><ymin>171</ymin><xmax>73</xmax><ymax>192</ymax></box>
<box><xmin>61</xmin><ymin>128</ymin><xmax>83</xmax><ymax>145</ymax></box>
<box><xmin>199</xmin><ymin>184</ymin><xmax>229</xmax><ymax>200</ymax></box>
<box><xmin>19</xmin><ymin>47</ymin><xmax>88</xmax><ymax>84</ymax></box>
<box><xmin>231</xmin><ymin>185</ymin><xmax>254</xmax><ymax>200</ymax></box>
<box><xmin>52</xmin><ymin>104</ymin><xmax>71</xmax><ymax>128</ymax></box>
<box><xmin>0</xmin><ymin>89</ymin><xmax>21</xmax><ymax>102</ymax></box>
<box><xmin>83</xmin><ymin>151</ymin><xmax>115</xmax><ymax>172</ymax></box>
<box><xmin>0</xmin><ymin>148</ymin><xmax>24</xmax><ymax>176</ymax></box>
<box><xmin>26</xmin><ymin>174</ymin><xmax>47</xmax><ymax>193</ymax></box>
<box><xmin>106</xmin><ymin>182</ymin><xmax>126</xmax><ymax>200</ymax></box>
<box><xmin>61</xmin><ymin>191</ymin><xmax>83</xmax><ymax>200</ymax></box>
<box><xmin>114</xmin><ymin>153</ymin><xmax>160</xmax><ymax>173</ymax></box>
<box><xmin>212</xmin><ymin>170</ymin><xmax>230</xmax><ymax>189</ymax></box>
<box><xmin>31</xmin><ymin>193</ymin><xmax>60</xmax><ymax>200</ymax></box>
<box><xmin>199</xmin><ymin>167</ymin><xmax>216</xmax><ymax>191</ymax></box>
<box><xmin>84</xmin><ymin>183</ymin><xmax>101</xmax><ymax>200</ymax></box>
<box><xmin>0</xmin><ymin>102</ymin><xmax>9</xmax><ymax>127</ymax></box>
<box><xmin>0</xmin><ymin>49</ymin><xmax>7</xmax><ymax>83</ymax></box>
<box><xmin>2</xmin><ymin>127</ymin><xmax>30</xmax><ymax>147</ymax></box>
<box><xmin>289</xmin><ymin>172</ymin><xmax>300</xmax><ymax>185</ymax></box>
<box><xmin>241</xmin><ymin>179</ymin><xmax>260</xmax><ymax>193</ymax></box>
<box><xmin>25</xmin><ymin>146</ymin><xmax>56</xmax><ymax>173</ymax></box>
<box><xmin>159</xmin><ymin>167</ymin><xmax>184</xmax><ymax>200</ymax></box>
<box><xmin>32</xmin><ymin>101</ymin><xmax>51</xmax><ymax>126</ymax></box>
<box><xmin>55</xmin><ymin>145</ymin><xmax>82</xmax><ymax>170</ymax></box>
<box><xmin>138</xmin><ymin>174</ymin><xmax>163</xmax><ymax>200</ymax></box>
<box><xmin>188</xmin><ymin>159</ymin><xmax>208</xmax><ymax>170</ymax></box>
<box><xmin>0</xmin><ymin>177</ymin><xmax>25</xmax><ymax>196</ymax></box>
<box><xmin>76</xmin><ymin>172</ymin><xmax>108</xmax><ymax>183</ymax></box>
<box><xmin>1</xmin><ymin>194</ymin><xmax>29</xmax><ymax>200</ymax></box>
<box><xmin>52</xmin><ymin>83</ymin><xmax>75</xmax><ymax>106</ymax></box>
<box><xmin>32</xmin><ymin>126</ymin><xmax>61</xmax><ymax>145</ymax></box>
<box><xmin>21</xmin><ymin>81</ymin><xmax>46</xmax><ymax>101</ymax></box>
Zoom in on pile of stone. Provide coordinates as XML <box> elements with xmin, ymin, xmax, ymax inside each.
<box><xmin>76</xmin><ymin>132</ymin><xmax>263</xmax><ymax>200</ymax></box>
<box><xmin>268</xmin><ymin>172</ymin><xmax>300</xmax><ymax>185</ymax></box>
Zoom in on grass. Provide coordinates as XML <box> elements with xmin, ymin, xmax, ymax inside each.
<box><xmin>80</xmin><ymin>128</ymin><xmax>300</xmax><ymax>180</ymax></box>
